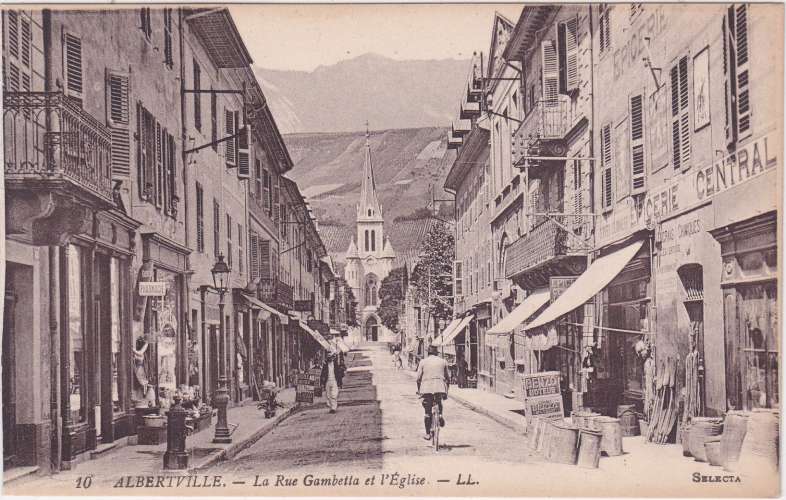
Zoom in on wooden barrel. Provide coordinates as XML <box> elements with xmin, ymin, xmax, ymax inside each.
<box><xmin>536</xmin><ymin>418</ymin><xmax>550</xmax><ymax>454</ymax></box>
<box><xmin>689</xmin><ymin>418</ymin><xmax>724</xmax><ymax>462</ymax></box>
<box><xmin>681</xmin><ymin>423</ymin><xmax>693</xmax><ymax>457</ymax></box>
<box><xmin>577</xmin><ymin>428</ymin><xmax>603</xmax><ymax>469</ymax></box>
<box><xmin>547</xmin><ymin>422</ymin><xmax>579</xmax><ymax>465</ymax></box>
<box><xmin>738</xmin><ymin>409</ymin><xmax>779</xmax><ymax>475</ymax></box>
<box><xmin>705</xmin><ymin>438</ymin><xmax>723</xmax><ymax>466</ymax></box>
<box><xmin>527</xmin><ymin>417</ymin><xmax>541</xmax><ymax>450</ymax></box>
<box><xmin>596</xmin><ymin>416</ymin><xmax>623</xmax><ymax>456</ymax></box>
<box><xmin>617</xmin><ymin>404</ymin><xmax>639</xmax><ymax>437</ymax></box>
<box><xmin>721</xmin><ymin>411</ymin><xmax>749</xmax><ymax>472</ymax></box>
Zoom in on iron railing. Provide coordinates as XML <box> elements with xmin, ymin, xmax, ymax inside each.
<box><xmin>3</xmin><ymin>92</ymin><xmax>113</xmax><ymax>203</ymax></box>
<box><xmin>504</xmin><ymin>216</ymin><xmax>585</xmax><ymax>279</ymax></box>
<box><xmin>515</xmin><ymin>96</ymin><xmax>573</xmax><ymax>143</ymax></box>
<box><xmin>259</xmin><ymin>278</ymin><xmax>294</xmax><ymax>310</ymax></box>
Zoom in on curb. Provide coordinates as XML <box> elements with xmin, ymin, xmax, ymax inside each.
<box><xmin>189</xmin><ymin>403</ymin><xmax>301</xmax><ymax>472</ymax></box>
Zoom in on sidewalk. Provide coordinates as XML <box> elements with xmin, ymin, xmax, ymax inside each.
<box><xmin>4</xmin><ymin>388</ymin><xmax>300</xmax><ymax>492</ymax></box>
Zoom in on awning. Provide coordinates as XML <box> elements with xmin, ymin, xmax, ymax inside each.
<box><xmin>435</xmin><ymin>315</ymin><xmax>473</xmax><ymax>347</ymax></box>
<box><xmin>435</xmin><ymin>317</ymin><xmax>462</xmax><ymax>344</ymax></box>
<box><xmin>526</xmin><ymin>239</ymin><xmax>645</xmax><ymax>330</ymax></box>
<box><xmin>486</xmin><ymin>288</ymin><xmax>550</xmax><ymax>335</ymax></box>
<box><xmin>242</xmin><ymin>294</ymin><xmax>289</xmax><ymax>324</ymax></box>
<box><xmin>297</xmin><ymin>320</ymin><xmax>332</xmax><ymax>350</ymax></box>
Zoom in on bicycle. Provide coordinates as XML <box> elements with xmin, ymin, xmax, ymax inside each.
<box><xmin>431</xmin><ymin>393</ymin><xmax>442</xmax><ymax>451</ymax></box>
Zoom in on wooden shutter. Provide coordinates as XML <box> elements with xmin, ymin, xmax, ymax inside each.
<box><xmin>572</xmin><ymin>160</ymin><xmax>583</xmax><ymax>231</ymax></box>
<box><xmin>155</xmin><ymin>123</ymin><xmax>163</xmax><ymax>207</ymax></box>
<box><xmin>259</xmin><ymin>239</ymin><xmax>271</xmax><ymax>280</ymax></box>
<box><xmin>734</xmin><ymin>4</ymin><xmax>751</xmax><ymax>141</ymax></box>
<box><xmin>237</xmin><ymin>124</ymin><xmax>250</xmax><ymax>179</ymax></box>
<box><xmin>629</xmin><ymin>93</ymin><xmax>646</xmax><ymax>194</ymax></box>
<box><xmin>20</xmin><ymin>18</ymin><xmax>30</xmax><ymax>67</ymax></box>
<box><xmin>106</xmin><ymin>71</ymin><xmax>131</xmax><ymax>178</ymax></box>
<box><xmin>563</xmin><ymin>17</ymin><xmax>579</xmax><ymax>92</ymax></box>
<box><xmin>262</xmin><ymin>169</ymin><xmax>270</xmax><ymax>212</ymax></box>
<box><xmin>63</xmin><ymin>32</ymin><xmax>83</xmax><ymax>101</ymax></box>
<box><xmin>7</xmin><ymin>11</ymin><xmax>19</xmax><ymax>59</ymax></box>
<box><xmin>249</xmin><ymin>232</ymin><xmax>260</xmax><ymax>281</ymax></box>
<box><xmin>196</xmin><ymin>183</ymin><xmax>204</xmax><ymax>252</ymax></box>
<box><xmin>723</xmin><ymin>10</ymin><xmax>737</xmax><ymax>146</ymax></box>
<box><xmin>454</xmin><ymin>260</ymin><xmax>463</xmax><ymax>298</ymax></box>
<box><xmin>273</xmin><ymin>176</ymin><xmax>280</xmax><ymax>224</ymax></box>
<box><xmin>167</xmin><ymin>133</ymin><xmax>176</xmax><ymax>213</ymax></box>
<box><xmin>601</xmin><ymin>124</ymin><xmax>613</xmax><ymax>210</ymax></box>
<box><xmin>599</xmin><ymin>5</ymin><xmax>611</xmax><ymax>52</ymax></box>
<box><xmin>225</xmin><ymin>108</ymin><xmax>236</xmax><ymax>167</ymax></box>
<box><xmin>670</xmin><ymin>56</ymin><xmax>690</xmax><ymax>171</ymax></box>
<box><xmin>541</xmin><ymin>40</ymin><xmax>559</xmax><ymax>103</ymax></box>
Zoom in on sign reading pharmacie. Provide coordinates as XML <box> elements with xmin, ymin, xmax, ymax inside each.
<box><xmin>138</xmin><ymin>281</ymin><xmax>168</xmax><ymax>297</ymax></box>
<box><xmin>521</xmin><ymin>371</ymin><xmax>564</xmax><ymax>421</ymax></box>
<box><xmin>595</xmin><ymin>130</ymin><xmax>780</xmax><ymax>247</ymax></box>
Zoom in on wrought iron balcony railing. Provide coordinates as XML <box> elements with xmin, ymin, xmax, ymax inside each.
<box><xmin>3</xmin><ymin>92</ymin><xmax>113</xmax><ymax>204</ymax></box>
<box><xmin>259</xmin><ymin>278</ymin><xmax>294</xmax><ymax>310</ymax></box>
<box><xmin>504</xmin><ymin>216</ymin><xmax>586</xmax><ymax>279</ymax></box>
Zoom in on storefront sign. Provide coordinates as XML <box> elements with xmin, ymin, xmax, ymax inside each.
<box><xmin>296</xmin><ymin>375</ymin><xmax>315</xmax><ymax>403</ymax></box>
<box><xmin>612</xmin><ymin>6</ymin><xmax>667</xmax><ymax>80</ymax></box>
<box><xmin>139</xmin><ymin>281</ymin><xmax>167</xmax><ymax>296</ymax></box>
<box><xmin>550</xmin><ymin>277</ymin><xmax>577</xmax><ymax>303</ymax></box>
<box><xmin>595</xmin><ymin>131</ymin><xmax>780</xmax><ymax>248</ymax></box>
<box><xmin>521</xmin><ymin>371</ymin><xmax>564</xmax><ymax>420</ymax></box>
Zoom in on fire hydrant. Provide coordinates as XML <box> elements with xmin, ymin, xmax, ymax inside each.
<box><xmin>163</xmin><ymin>395</ymin><xmax>190</xmax><ymax>469</ymax></box>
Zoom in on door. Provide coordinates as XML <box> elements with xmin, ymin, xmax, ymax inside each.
<box><xmin>739</xmin><ymin>282</ymin><xmax>778</xmax><ymax>410</ymax></box>
<box><xmin>3</xmin><ymin>285</ymin><xmax>17</xmax><ymax>468</ymax></box>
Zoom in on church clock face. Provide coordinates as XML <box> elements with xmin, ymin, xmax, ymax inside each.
<box><xmin>365</xmin><ymin>256</ymin><xmax>376</xmax><ymax>266</ymax></box>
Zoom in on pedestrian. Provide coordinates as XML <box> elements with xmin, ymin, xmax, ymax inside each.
<box><xmin>320</xmin><ymin>350</ymin><xmax>345</xmax><ymax>413</ymax></box>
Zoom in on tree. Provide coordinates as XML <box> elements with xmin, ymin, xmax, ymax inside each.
<box><xmin>378</xmin><ymin>266</ymin><xmax>407</xmax><ymax>333</ymax></box>
<box><xmin>411</xmin><ymin>220</ymin><xmax>454</xmax><ymax>332</ymax></box>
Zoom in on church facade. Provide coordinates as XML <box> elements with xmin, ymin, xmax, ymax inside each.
<box><xmin>344</xmin><ymin>133</ymin><xmax>397</xmax><ymax>342</ymax></box>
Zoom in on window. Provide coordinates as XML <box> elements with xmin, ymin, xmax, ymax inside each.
<box><xmin>600</xmin><ymin>123</ymin><xmax>614</xmax><ymax>211</ymax></box>
<box><xmin>557</xmin><ymin>17</ymin><xmax>579</xmax><ymax>93</ymax></box>
<box><xmin>137</xmin><ymin>103</ymin><xmax>155</xmax><ymax>201</ymax></box>
<box><xmin>163</xmin><ymin>9</ymin><xmax>173</xmax><ymax>68</ymax></box>
<box><xmin>196</xmin><ymin>182</ymin><xmax>204</xmax><ymax>252</ymax></box>
<box><xmin>599</xmin><ymin>4</ymin><xmax>611</xmax><ymax>53</ymax></box>
<box><xmin>249</xmin><ymin>230</ymin><xmax>260</xmax><ymax>281</ymax></box>
<box><xmin>20</xmin><ymin>17</ymin><xmax>30</xmax><ymax>68</ymax></box>
<box><xmin>573</xmin><ymin>160</ymin><xmax>583</xmax><ymax>233</ymax></box>
<box><xmin>670</xmin><ymin>56</ymin><xmax>691</xmax><ymax>171</ymax></box>
<box><xmin>629</xmin><ymin>93</ymin><xmax>646</xmax><ymax>194</ymax></box>
<box><xmin>213</xmin><ymin>199</ymin><xmax>220</xmax><ymax>257</ymax></box>
<box><xmin>109</xmin><ymin>258</ymin><xmax>123</xmax><ymax>413</ymax></box>
<box><xmin>254</xmin><ymin>159</ymin><xmax>263</xmax><ymax>199</ymax></box>
<box><xmin>364</xmin><ymin>230</ymin><xmax>369</xmax><ymax>252</ymax></box>
<box><xmin>67</xmin><ymin>244</ymin><xmax>87</xmax><ymax>423</ymax></box>
<box><xmin>630</xmin><ymin>4</ymin><xmax>643</xmax><ymax>19</ymax></box>
<box><xmin>238</xmin><ymin>223</ymin><xmax>243</xmax><ymax>274</ymax></box>
<box><xmin>226</xmin><ymin>214</ymin><xmax>233</xmax><ymax>269</ymax></box>
<box><xmin>137</xmin><ymin>104</ymin><xmax>176</xmax><ymax>213</ymax></box>
<box><xmin>225</xmin><ymin>109</ymin><xmax>237</xmax><ymax>167</ymax></box>
<box><xmin>106</xmin><ymin>70</ymin><xmax>131</xmax><ymax>178</ymax></box>
<box><xmin>210</xmin><ymin>89</ymin><xmax>217</xmax><ymax>151</ymax></box>
<box><xmin>306</xmin><ymin>249</ymin><xmax>313</xmax><ymax>272</ymax></box>
<box><xmin>541</xmin><ymin>40</ymin><xmax>559</xmax><ymax>103</ymax></box>
<box><xmin>64</xmin><ymin>32</ymin><xmax>83</xmax><ymax>102</ymax></box>
<box><xmin>7</xmin><ymin>11</ymin><xmax>19</xmax><ymax>59</ymax></box>
<box><xmin>371</xmin><ymin>229</ymin><xmax>376</xmax><ymax>252</ymax></box>
<box><xmin>140</xmin><ymin>8</ymin><xmax>152</xmax><ymax>39</ymax></box>
<box><xmin>724</xmin><ymin>4</ymin><xmax>751</xmax><ymax>146</ymax></box>
<box><xmin>262</xmin><ymin>168</ymin><xmax>271</xmax><ymax>213</ymax></box>
<box><xmin>454</xmin><ymin>260</ymin><xmax>463</xmax><ymax>297</ymax></box>
<box><xmin>193</xmin><ymin>60</ymin><xmax>201</xmax><ymax>131</ymax></box>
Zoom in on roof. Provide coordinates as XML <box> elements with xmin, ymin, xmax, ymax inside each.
<box><xmin>444</xmin><ymin>125</ymin><xmax>490</xmax><ymax>192</ymax></box>
<box><xmin>185</xmin><ymin>8</ymin><xmax>253</xmax><ymax>68</ymax></box>
<box><xmin>502</xmin><ymin>5</ymin><xmax>557</xmax><ymax>61</ymax></box>
<box><xmin>381</xmin><ymin>237</ymin><xmax>396</xmax><ymax>259</ymax></box>
<box><xmin>357</xmin><ymin>132</ymin><xmax>384</xmax><ymax>222</ymax></box>
<box><xmin>486</xmin><ymin>12</ymin><xmax>517</xmax><ymax>82</ymax></box>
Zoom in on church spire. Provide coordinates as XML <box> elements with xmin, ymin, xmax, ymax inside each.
<box><xmin>358</xmin><ymin>122</ymin><xmax>383</xmax><ymax>222</ymax></box>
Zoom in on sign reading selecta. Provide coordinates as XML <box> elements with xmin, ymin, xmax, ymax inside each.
<box><xmin>138</xmin><ymin>282</ymin><xmax>168</xmax><ymax>297</ymax></box>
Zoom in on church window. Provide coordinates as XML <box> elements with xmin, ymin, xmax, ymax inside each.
<box><xmin>371</xmin><ymin>285</ymin><xmax>377</xmax><ymax>305</ymax></box>
<box><xmin>371</xmin><ymin>230</ymin><xmax>376</xmax><ymax>251</ymax></box>
<box><xmin>368</xmin><ymin>209</ymin><xmax>372</xmax><ymax>216</ymax></box>
<box><xmin>364</xmin><ymin>230</ymin><xmax>369</xmax><ymax>251</ymax></box>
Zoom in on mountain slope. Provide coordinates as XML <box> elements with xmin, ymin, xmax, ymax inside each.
<box><xmin>255</xmin><ymin>53</ymin><xmax>471</xmax><ymax>134</ymax></box>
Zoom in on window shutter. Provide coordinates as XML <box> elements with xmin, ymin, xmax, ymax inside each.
<box><xmin>106</xmin><ymin>71</ymin><xmax>131</xmax><ymax>178</ymax></box>
<box><xmin>273</xmin><ymin>176</ymin><xmax>280</xmax><ymax>224</ymax></box>
<box><xmin>259</xmin><ymin>239</ymin><xmax>271</xmax><ymax>280</ymax></box>
<box><xmin>63</xmin><ymin>32</ymin><xmax>83</xmax><ymax>101</ymax></box>
<box><xmin>225</xmin><ymin>108</ymin><xmax>236</xmax><ymax>167</ymax></box>
<box><xmin>155</xmin><ymin>123</ymin><xmax>163</xmax><ymax>207</ymax></box>
<box><xmin>670</xmin><ymin>56</ymin><xmax>691</xmax><ymax>171</ymax></box>
<box><xmin>723</xmin><ymin>11</ymin><xmax>737</xmax><ymax>146</ymax></box>
<box><xmin>196</xmin><ymin>183</ymin><xmax>204</xmax><ymax>252</ymax></box>
<box><xmin>734</xmin><ymin>4</ymin><xmax>751</xmax><ymax>141</ymax></box>
<box><xmin>572</xmin><ymin>160</ymin><xmax>583</xmax><ymax>231</ymax></box>
<box><xmin>564</xmin><ymin>17</ymin><xmax>579</xmax><ymax>91</ymax></box>
<box><xmin>163</xmin><ymin>9</ymin><xmax>174</xmax><ymax>68</ymax></box>
<box><xmin>262</xmin><ymin>169</ymin><xmax>270</xmax><ymax>212</ymax></box>
<box><xmin>629</xmin><ymin>93</ymin><xmax>646</xmax><ymax>194</ymax></box>
<box><xmin>237</xmin><ymin>125</ymin><xmax>250</xmax><ymax>179</ymax></box>
<box><xmin>20</xmin><ymin>18</ymin><xmax>30</xmax><ymax>67</ymax></box>
<box><xmin>453</xmin><ymin>260</ymin><xmax>463</xmax><ymax>298</ymax></box>
<box><xmin>599</xmin><ymin>5</ymin><xmax>611</xmax><ymax>52</ymax></box>
<box><xmin>7</xmin><ymin>11</ymin><xmax>19</xmax><ymax>59</ymax></box>
<box><xmin>601</xmin><ymin>124</ymin><xmax>613</xmax><ymax>210</ymax></box>
<box><xmin>541</xmin><ymin>40</ymin><xmax>559</xmax><ymax>103</ymax></box>
<box><xmin>249</xmin><ymin>232</ymin><xmax>259</xmax><ymax>281</ymax></box>
<box><xmin>7</xmin><ymin>63</ymin><xmax>20</xmax><ymax>92</ymax></box>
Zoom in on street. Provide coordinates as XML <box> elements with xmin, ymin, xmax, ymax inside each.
<box><xmin>213</xmin><ymin>345</ymin><xmax>534</xmax><ymax>477</ymax></box>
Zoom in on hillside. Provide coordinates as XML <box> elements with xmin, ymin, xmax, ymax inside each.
<box><xmin>255</xmin><ymin>53</ymin><xmax>471</xmax><ymax>134</ymax></box>
<box><xmin>284</xmin><ymin>126</ymin><xmax>455</xmax><ymax>265</ymax></box>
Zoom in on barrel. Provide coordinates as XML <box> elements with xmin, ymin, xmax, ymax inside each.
<box><xmin>535</xmin><ymin>418</ymin><xmax>550</xmax><ymax>454</ymax></box>
<box><xmin>541</xmin><ymin>420</ymin><xmax>557</xmax><ymax>460</ymax></box>
<box><xmin>577</xmin><ymin>428</ymin><xmax>603</xmax><ymax>469</ymax></box>
<box><xmin>738</xmin><ymin>409</ymin><xmax>779</xmax><ymax>475</ymax></box>
<box><xmin>681</xmin><ymin>423</ymin><xmax>693</xmax><ymax>457</ymax></box>
<box><xmin>547</xmin><ymin>422</ymin><xmax>579</xmax><ymax>465</ymax></box>
<box><xmin>617</xmin><ymin>404</ymin><xmax>639</xmax><ymax>437</ymax></box>
<box><xmin>705</xmin><ymin>438</ymin><xmax>723</xmax><ymax>466</ymax></box>
<box><xmin>721</xmin><ymin>411</ymin><xmax>749</xmax><ymax>472</ymax></box>
<box><xmin>638</xmin><ymin>418</ymin><xmax>649</xmax><ymax>437</ymax></box>
<box><xmin>527</xmin><ymin>417</ymin><xmax>541</xmax><ymax>450</ymax></box>
<box><xmin>595</xmin><ymin>416</ymin><xmax>623</xmax><ymax>456</ymax></box>
<box><xmin>689</xmin><ymin>417</ymin><xmax>724</xmax><ymax>462</ymax></box>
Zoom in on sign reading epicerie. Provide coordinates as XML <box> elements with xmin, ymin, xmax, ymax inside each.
<box><xmin>596</xmin><ymin>131</ymin><xmax>779</xmax><ymax>247</ymax></box>
<box><xmin>522</xmin><ymin>371</ymin><xmax>563</xmax><ymax>420</ymax></box>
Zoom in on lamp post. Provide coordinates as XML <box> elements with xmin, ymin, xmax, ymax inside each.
<box><xmin>211</xmin><ymin>254</ymin><xmax>232</xmax><ymax>444</ymax></box>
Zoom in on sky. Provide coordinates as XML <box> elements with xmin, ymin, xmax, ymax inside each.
<box><xmin>230</xmin><ymin>4</ymin><xmax>524</xmax><ymax>72</ymax></box>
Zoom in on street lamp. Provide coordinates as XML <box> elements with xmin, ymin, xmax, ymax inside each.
<box><xmin>211</xmin><ymin>254</ymin><xmax>232</xmax><ymax>444</ymax></box>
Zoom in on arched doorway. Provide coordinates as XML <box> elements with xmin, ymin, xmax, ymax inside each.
<box><xmin>365</xmin><ymin>316</ymin><xmax>379</xmax><ymax>342</ymax></box>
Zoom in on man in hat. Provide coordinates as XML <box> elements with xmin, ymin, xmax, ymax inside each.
<box><xmin>320</xmin><ymin>349</ymin><xmax>345</xmax><ymax>413</ymax></box>
<box><xmin>416</xmin><ymin>342</ymin><xmax>450</xmax><ymax>440</ymax></box>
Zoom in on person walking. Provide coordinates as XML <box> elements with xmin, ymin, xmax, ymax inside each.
<box><xmin>320</xmin><ymin>350</ymin><xmax>345</xmax><ymax>413</ymax></box>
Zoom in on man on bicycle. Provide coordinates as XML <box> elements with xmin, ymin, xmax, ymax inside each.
<box><xmin>416</xmin><ymin>342</ymin><xmax>450</xmax><ymax>440</ymax></box>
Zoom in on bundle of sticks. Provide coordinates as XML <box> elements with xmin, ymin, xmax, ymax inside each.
<box><xmin>646</xmin><ymin>356</ymin><xmax>679</xmax><ymax>444</ymax></box>
<box><xmin>682</xmin><ymin>349</ymin><xmax>701</xmax><ymax>425</ymax></box>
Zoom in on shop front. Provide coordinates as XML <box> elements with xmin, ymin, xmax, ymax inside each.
<box><xmin>60</xmin><ymin>210</ymin><xmax>140</xmax><ymax>465</ymax></box>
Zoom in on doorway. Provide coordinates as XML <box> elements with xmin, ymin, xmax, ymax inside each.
<box><xmin>365</xmin><ymin>316</ymin><xmax>379</xmax><ymax>342</ymax></box>
<box><xmin>3</xmin><ymin>279</ymin><xmax>17</xmax><ymax>469</ymax></box>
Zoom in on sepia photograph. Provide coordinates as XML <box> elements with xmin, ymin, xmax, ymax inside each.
<box><xmin>0</xmin><ymin>2</ymin><xmax>782</xmax><ymax>497</ymax></box>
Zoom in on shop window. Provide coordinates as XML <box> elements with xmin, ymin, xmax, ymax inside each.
<box><xmin>740</xmin><ymin>284</ymin><xmax>778</xmax><ymax>409</ymax></box>
<box><xmin>67</xmin><ymin>245</ymin><xmax>87</xmax><ymax>423</ymax></box>
<box><xmin>110</xmin><ymin>258</ymin><xmax>122</xmax><ymax>413</ymax></box>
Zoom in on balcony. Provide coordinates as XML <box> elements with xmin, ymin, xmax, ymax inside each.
<box><xmin>460</xmin><ymin>101</ymin><xmax>481</xmax><ymax>120</ymax></box>
<box><xmin>259</xmin><ymin>278</ymin><xmax>294</xmax><ymax>310</ymax></box>
<box><xmin>4</xmin><ymin>92</ymin><xmax>115</xmax><ymax>243</ymax></box>
<box><xmin>504</xmin><ymin>217</ymin><xmax>587</xmax><ymax>289</ymax></box>
<box><xmin>452</xmin><ymin>119</ymin><xmax>471</xmax><ymax>137</ymax></box>
<box><xmin>446</xmin><ymin>130</ymin><xmax>463</xmax><ymax>150</ymax></box>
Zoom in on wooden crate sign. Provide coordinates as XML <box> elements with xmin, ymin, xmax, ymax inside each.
<box><xmin>521</xmin><ymin>371</ymin><xmax>564</xmax><ymax>420</ymax></box>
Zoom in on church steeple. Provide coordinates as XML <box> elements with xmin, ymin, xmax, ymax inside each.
<box><xmin>357</xmin><ymin>123</ymin><xmax>383</xmax><ymax>223</ymax></box>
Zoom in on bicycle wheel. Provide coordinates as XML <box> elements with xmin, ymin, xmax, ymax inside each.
<box><xmin>432</xmin><ymin>400</ymin><xmax>440</xmax><ymax>451</ymax></box>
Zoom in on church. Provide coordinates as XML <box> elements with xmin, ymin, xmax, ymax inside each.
<box><xmin>344</xmin><ymin>132</ymin><xmax>397</xmax><ymax>342</ymax></box>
